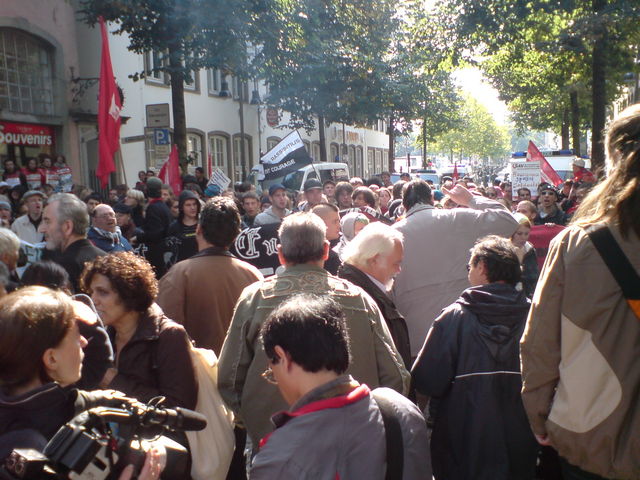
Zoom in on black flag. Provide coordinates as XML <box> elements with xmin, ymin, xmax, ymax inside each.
<box><xmin>260</xmin><ymin>131</ymin><xmax>313</xmax><ymax>180</ymax></box>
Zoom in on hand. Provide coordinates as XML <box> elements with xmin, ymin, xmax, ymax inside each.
<box><xmin>130</xmin><ymin>236</ymin><xmax>137</xmax><ymax>245</ymax></box>
<box><xmin>535</xmin><ymin>433</ymin><xmax>552</xmax><ymax>446</ymax></box>
<box><xmin>118</xmin><ymin>448</ymin><xmax>164</xmax><ymax>480</ymax></box>
<box><xmin>441</xmin><ymin>184</ymin><xmax>473</xmax><ymax>207</ymax></box>
<box><xmin>74</xmin><ymin>388</ymin><xmax>135</xmax><ymax>413</ymax></box>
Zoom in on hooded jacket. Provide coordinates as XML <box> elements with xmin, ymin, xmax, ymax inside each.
<box><xmin>165</xmin><ymin>190</ymin><xmax>200</xmax><ymax>267</ymax></box>
<box><xmin>412</xmin><ymin>283</ymin><xmax>538</xmax><ymax>480</ymax></box>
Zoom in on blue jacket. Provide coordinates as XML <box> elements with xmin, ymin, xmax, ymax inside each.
<box><xmin>87</xmin><ymin>227</ymin><xmax>132</xmax><ymax>253</ymax></box>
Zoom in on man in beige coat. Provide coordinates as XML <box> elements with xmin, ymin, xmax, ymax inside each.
<box><xmin>392</xmin><ymin>180</ymin><xmax>519</xmax><ymax>358</ymax></box>
<box><xmin>218</xmin><ymin>212</ymin><xmax>410</xmax><ymax>448</ymax></box>
<box><xmin>157</xmin><ymin>197</ymin><xmax>262</xmax><ymax>354</ymax></box>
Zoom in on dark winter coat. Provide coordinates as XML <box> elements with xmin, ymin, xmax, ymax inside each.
<box><xmin>412</xmin><ymin>283</ymin><xmax>538</xmax><ymax>480</ymax></box>
<box><xmin>59</xmin><ymin>238</ymin><xmax>106</xmax><ymax>292</ymax></box>
<box><xmin>137</xmin><ymin>198</ymin><xmax>172</xmax><ymax>277</ymax></box>
<box><xmin>338</xmin><ymin>263</ymin><xmax>412</xmax><ymax>369</ymax></box>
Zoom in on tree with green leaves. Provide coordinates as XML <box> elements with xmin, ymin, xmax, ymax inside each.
<box><xmin>432</xmin><ymin>0</ymin><xmax>640</xmax><ymax>172</ymax></box>
<box><xmin>79</xmin><ymin>0</ymin><xmax>251</xmax><ymax>169</ymax></box>
<box><xmin>431</xmin><ymin>95</ymin><xmax>510</xmax><ymax>162</ymax></box>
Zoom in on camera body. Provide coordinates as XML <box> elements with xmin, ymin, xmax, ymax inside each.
<box><xmin>1</xmin><ymin>401</ymin><xmax>202</xmax><ymax>479</ymax></box>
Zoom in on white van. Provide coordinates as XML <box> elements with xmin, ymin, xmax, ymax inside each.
<box><xmin>511</xmin><ymin>150</ymin><xmax>591</xmax><ymax>181</ymax></box>
<box><xmin>248</xmin><ymin>162</ymin><xmax>350</xmax><ymax>194</ymax></box>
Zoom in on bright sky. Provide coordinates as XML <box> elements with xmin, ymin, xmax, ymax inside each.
<box><xmin>453</xmin><ymin>67</ymin><xmax>510</xmax><ymax>126</ymax></box>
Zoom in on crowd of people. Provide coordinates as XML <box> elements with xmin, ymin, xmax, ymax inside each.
<box><xmin>0</xmin><ymin>104</ymin><xmax>638</xmax><ymax>480</ymax></box>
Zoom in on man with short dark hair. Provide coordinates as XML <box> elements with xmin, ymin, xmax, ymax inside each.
<box><xmin>39</xmin><ymin>193</ymin><xmax>105</xmax><ymax>292</ymax></box>
<box><xmin>393</xmin><ymin>180</ymin><xmax>519</xmax><ymax>358</ymax></box>
<box><xmin>158</xmin><ymin>197</ymin><xmax>263</xmax><ymax>354</ymax></box>
<box><xmin>534</xmin><ymin>186</ymin><xmax>567</xmax><ymax>226</ymax></box>
<box><xmin>254</xmin><ymin>184</ymin><xmax>291</xmax><ymax>226</ymax></box>
<box><xmin>241</xmin><ymin>191</ymin><xmax>261</xmax><ymax>228</ymax></box>
<box><xmin>322</xmin><ymin>179</ymin><xmax>336</xmax><ymax>204</ymax></box>
<box><xmin>412</xmin><ymin>235</ymin><xmax>538</xmax><ymax>480</ymax></box>
<box><xmin>218</xmin><ymin>212</ymin><xmax>409</xmax><ymax>449</ymax></box>
<box><xmin>251</xmin><ymin>294</ymin><xmax>431</xmax><ymax>479</ymax></box>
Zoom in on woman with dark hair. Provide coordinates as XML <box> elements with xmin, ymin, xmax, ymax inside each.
<box><xmin>521</xmin><ymin>103</ymin><xmax>640</xmax><ymax>480</ymax></box>
<box><xmin>80</xmin><ymin>252</ymin><xmax>197</xmax><ymax>409</ymax></box>
<box><xmin>0</xmin><ymin>288</ymin><xmax>123</xmax><ymax>460</ymax></box>
<box><xmin>21</xmin><ymin>260</ymin><xmax>72</xmax><ymax>293</ymax></box>
<box><xmin>165</xmin><ymin>190</ymin><xmax>201</xmax><ymax>268</ymax></box>
<box><xmin>39</xmin><ymin>154</ymin><xmax>59</xmax><ymax>191</ymax></box>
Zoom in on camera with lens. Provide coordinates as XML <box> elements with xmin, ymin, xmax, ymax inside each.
<box><xmin>1</xmin><ymin>399</ymin><xmax>206</xmax><ymax>479</ymax></box>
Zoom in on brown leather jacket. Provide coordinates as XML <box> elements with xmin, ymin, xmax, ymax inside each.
<box><xmin>107</xmin><ymin>304</ymin><xmax>198</xmax><ymax>410</ymax></box>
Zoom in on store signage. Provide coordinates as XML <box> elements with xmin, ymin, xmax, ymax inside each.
<box><xmin>0</xmin><ymin>122</ymin><xmax>54</xmax><ymax>146</ymax></box>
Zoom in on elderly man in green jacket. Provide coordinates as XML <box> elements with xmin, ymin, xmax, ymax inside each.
<box><xmin>218</xmin><ymin>212</ymin><xmax>410</xmax><ymax>451</ymax></box>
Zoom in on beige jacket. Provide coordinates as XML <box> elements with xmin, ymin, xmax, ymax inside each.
<box><xmin>217</xmin><ymin>264</ymin><xmax>410</xmax><ymax>445</ymax></box>
<box><xmin>520</xmin><ymin>224</ymin><xmax>640</xmax><ymax>480</ymax></box>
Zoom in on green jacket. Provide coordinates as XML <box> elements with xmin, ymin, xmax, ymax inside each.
<box><xmin>217</xmin><ymin>264</ymin><xmax>410</xmax><ymax>445</ymax></box>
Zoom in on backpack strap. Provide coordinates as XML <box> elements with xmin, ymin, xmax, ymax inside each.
<box><xmin>586</xmin><ymin>225</ymin><xmax>640</xmax><ymax>319</ymax></box>
<box><xmin>372</xmin><ymin>391</ymin><xmax>404</xmax><ymax>480</ymax></box>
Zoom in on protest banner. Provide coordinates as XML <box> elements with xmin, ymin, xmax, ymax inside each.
<box><xmin>207</xmin><ymin>167</ymin><xmax>231</xmax><ymax>191</ymax></box>
<box><xmin>260</xmin><ymin>131</ymin><xmax>312</xmax><ymax>180</ymax></box>
<box><xmin>511</xmin><ymin>161</ymin><xmax>541</xmax><ymax>199</ymax></box>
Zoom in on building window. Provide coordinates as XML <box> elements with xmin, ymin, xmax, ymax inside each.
<box><xmin>0</xmin><ymin>29</ymin><xmax>54</xmax><ymax>115</ymax></box>
<box><xmin>356</xmin><ymin>147</ymin><xmax>363</xmax><ymax>177</ymax></box>
<box><xmin>210</xmin><ymin>135</ymin><xmax>229</xmax><ymax>178</ymax></box>
<box><xmin>187</xmin><ymin>133</ymin><xmax>203</xmax><ymax>171</ymax></box>
<box><xmin>348</xmin><ymin>145</ymin><xmax>355</xmax><ymax>173</ymax></box>
<box><xmin>266</xmin><ymin>137</ymin><xmax>280</xmax><ymax>151</ymax></box>
<box><xmin>367</xmin><ymin>148</ymin><xmax>374</xmax><ymax>175</ymax></box>
<box><xmin>312</xmin><ymin>142</ymin><xmax>321</xmax><ymax>162</ymax></box>
<box><xmin>232</xmin><ymin>75</ymin><xmax>249</xmax><ymax>101</ymax></box>
<box><xmin>375</xmin><ymin>150</ymin><xmax>382</xmax><ymax>174</ymax></box>
<box><xmin>233</xmin><ymin>135</ymin><xmax>252</xmax><ymax>180</ymax></box>
<box><xmin>184</xmin><ymin>70</ymin><xmax>199</xmax><ymax>92</ymax></box>
<box><xmin>207</xmin><ymin>68</ymin><xmax>221</xmax><ymax>94</ymax></box>
<box><xmin>144</xmin><ymin>50</ymin><xmax>168</xmax><ymax>84</ymax></box>
<box><xmin>330</xmin><ymin>143</ymin><xmax>339</xmax><ymax>162</ymax></box>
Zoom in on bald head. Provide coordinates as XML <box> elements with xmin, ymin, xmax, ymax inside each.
<box><xmin>92</xmin><ymin>204</ymin><xmax>117</xmax><ymax>232</ymax></box>
<box><xmin>312</xmin><ymin>203</ymin><xmax>341</xmax><ymax>241</ymax></box>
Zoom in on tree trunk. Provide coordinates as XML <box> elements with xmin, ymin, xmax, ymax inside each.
<box><xmin>561</xmin><ymin>106</ymin><xmax>570</xmax><ymax>150</ymax></box>
<box><xmin>388</xmin><ymin>116</ymin><xmax>395</xmax><ymax>172</ymax></box>
<box><xmin>319</xmin><ymin>115</ymin><xmax>327</xmax><ymax>162</ymax></box>
<box><xmin>168</xmin><ymin>45</ymin><xmax>187</xmax><ymax>174</ymax></box>
<box><xmin>570</xmin><ymin>89</ymin><xmax>581</xmax><ymax>156</ymax></box>
<box><xmin>591</xmin><ymin>0</ymin><xmax>607</xmax><ymax>174</ymax></box>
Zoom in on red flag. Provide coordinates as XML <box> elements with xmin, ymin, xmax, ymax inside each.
<box><xmin>452</xmin><ymin>163</ymin><xmax>459</xmax><ymax>182</ymax></box>
<box><xmin>527</xmin><ymin>141</ymin><xmax>563</xmax><ymax>187</ymax></box>
<box><xmin>159</xmin><ymin>145</ymin><xmax>182</xmax><ymax>195</ymax></box>
<box><xmin>207</xmin><ymin>152</ymin><xmax>213</xmax><ymax>177</ymax></box>
<box><xmin>97</xmin><ymin>17</ymin><xmax>121</xmax><ymax>188</ymax></box>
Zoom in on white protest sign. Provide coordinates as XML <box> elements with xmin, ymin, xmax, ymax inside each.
<box><xmin>510</xmin><ymin>160</ymin><xmax>541</xmax><ymax>200</ymax></box>
<box><xmin>208</xmin><ymin>167</ymin><xmax>231</xmax><ymax>191</ymax></box>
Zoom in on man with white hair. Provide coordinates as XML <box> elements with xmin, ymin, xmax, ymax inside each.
<box><xmin>338</xmin><ymin>222</ymin><xmax>411</xmax><ymax>368</ymax></box>
<box><xmin>87</xmin><ymin>204</ymin><xmax>132</xmax><ymax>253</ymax></box>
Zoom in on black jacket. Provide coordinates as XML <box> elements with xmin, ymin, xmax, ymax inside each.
<box><xmin>412</xmin><ymin>283</ymin><xmax>538</xmax><ymax>480</ymax></box>
<box><xmin>338</xmin><ymin>263</ymin><xmax>412</xmax><ymax>369</ymax></box>
<box><xmin>137</xmin><ymin>199</ymin><xmax>172</xmax><ymax>277</ymax></box>
<box><xmin>60</xmin><ymin>238</ymin><xmax>106</xmax><ymax>292</ymax></box>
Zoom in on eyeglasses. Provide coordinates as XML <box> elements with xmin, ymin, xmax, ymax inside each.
<box><xmin>261</xmin><ymin>367</ymin><xmax>277</xmax><ymax>385</ymax></box>
<box><xmin>540</xmin><ymin>191</ymin><xmax>556</xmax><ymax>196</ymax></box>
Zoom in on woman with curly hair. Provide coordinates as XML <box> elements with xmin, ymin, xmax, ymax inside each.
<box><xmin>80</xmin><ymin>252</ymin><xmax>197</xmax><ymax>411</ymax></box>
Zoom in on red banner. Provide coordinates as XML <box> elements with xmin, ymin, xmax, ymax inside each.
<box><xmin>527</xmin><ymin>141</ymin><xmax>563</xmax><ymax>187</ymax></box>
<box><xmin>97</xmin><ymin>16</ymin><xmax>122</xmax><ymax>188</ymax></box>
<box><xmin>0</xmin><ymin>122</ymin><xmax>55</xmax><ymax>146</ymax></box>
<box><xmin>159</xmin><ymin>145</ymin><xmax>182</xmax><ymax>195</ymax></box>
